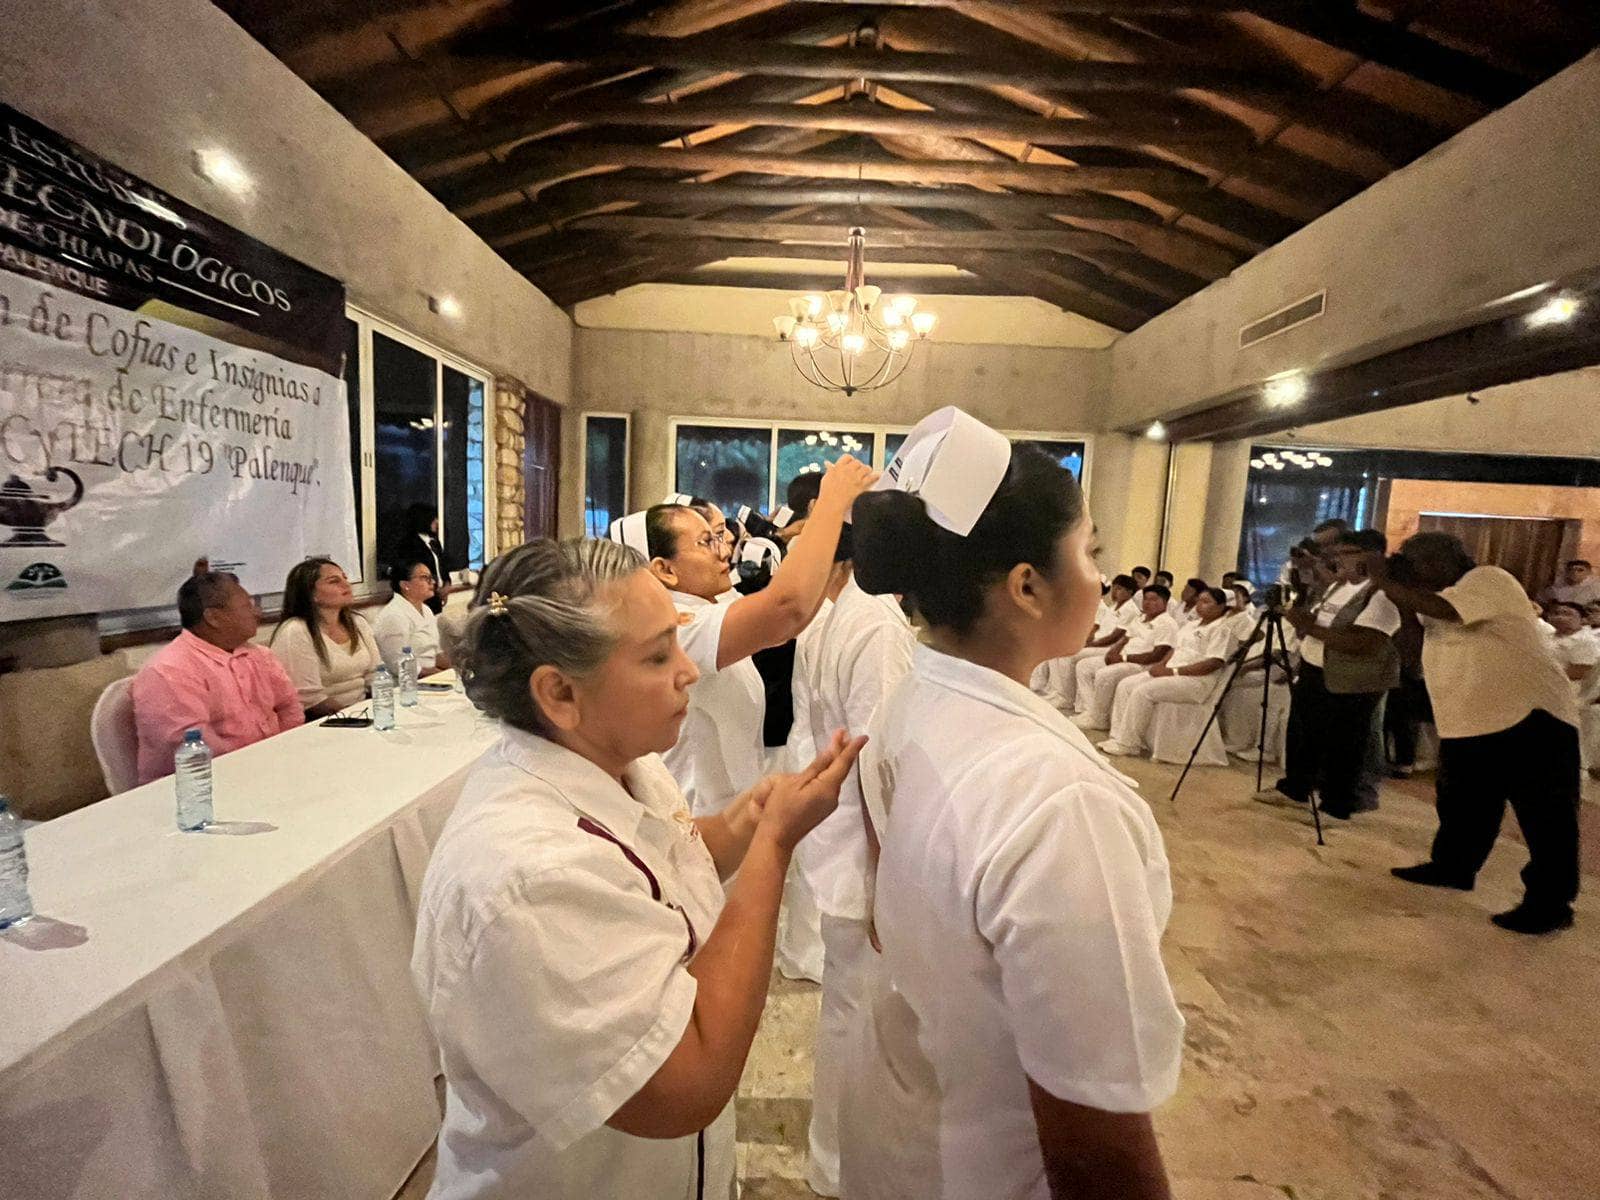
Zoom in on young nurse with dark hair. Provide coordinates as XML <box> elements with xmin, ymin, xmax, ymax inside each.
<box><xmin>837</xmin><ymin>409</ymin><xmax>1182</xmax><ymax>1200</ymax></box>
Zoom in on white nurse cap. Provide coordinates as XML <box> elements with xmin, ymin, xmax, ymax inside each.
<box><xmin>662</xmin><ymin>492</ymin><xmax>695</xmax><ymax>506</ymax></box>
<box><xmin>740</xmin><ymin>536</ymin><xmax>782</xmax><ymax>569</ymax></box>
<box><xmin>873</xmin><ymin>406</ymin><xmax>1012</xmax><ymax>536</ymax></box>
<box><xmin>608</xmin><ymin>511</ymin><xmax>650</xmax><ymax>558</ymax></box>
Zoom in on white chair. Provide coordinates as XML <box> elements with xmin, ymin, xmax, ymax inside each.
<box><xmin>90</xmin><ymin>675</ymin><xmax>140</xmax><ymax>796</ymax></box>
<box><xmin>1148</xmin><ymin>675</ymin><xmax>1232</xmax><ymax>768</ymax></box>
<box><xmin>1221</xmin><ymin>683</ymin><xmax>1291</xmax><ymax>765</ymax></box>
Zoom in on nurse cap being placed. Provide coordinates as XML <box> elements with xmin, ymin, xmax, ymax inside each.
<box><xmin>874</xmin><ymin>406</ymin><xmax>1012</xmax><ymax>537</ymax></box>
<box><xmin>607</xmin><ymin>510</ymin><xmax>650</xmax><ymax>558</ymax></box>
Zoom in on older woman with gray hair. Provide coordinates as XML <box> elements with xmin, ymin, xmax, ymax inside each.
<box><xmin>411</xmin><ymin>538</ymin><xmax>866</xmax><ymax>1200</ymax></box>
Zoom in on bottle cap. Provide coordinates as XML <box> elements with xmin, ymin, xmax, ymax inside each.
<box><xmin>183</xmin><ymin>728</ymin><xmax>202</xmax><ymax>741</ymax></box>
<box><xmin>402</xmin><ymin>645</ymin><xmax>412</xmax><ymax>653</ymax></box>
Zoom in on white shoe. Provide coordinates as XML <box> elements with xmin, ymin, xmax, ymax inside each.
<box><xmin>1098</xmin><ymin>739</ymin><xmax>1137</xmax><ymax>757</ymax></box>
<box><xmin>1072</xmin><ymin>713</ymin><xmax>1104</xmax><ymax>730</ymax></box>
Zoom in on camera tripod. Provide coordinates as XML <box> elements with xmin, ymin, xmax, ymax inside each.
<box><xmin>1168</xmin><ymin>606</ymin><xmax>1324</xmax><ymax>845</ymax></box>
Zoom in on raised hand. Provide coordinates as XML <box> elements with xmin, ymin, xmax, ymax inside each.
<box><xmin>759</xmin><ymin>729</ymin><xmax>869</xmax><ymax>852</ymax></box>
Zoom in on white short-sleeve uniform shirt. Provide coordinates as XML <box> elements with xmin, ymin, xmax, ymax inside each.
<box><xmin>1423</xmin><ymin>566</ymin><xmax>1581</xmax><ymax>738</ymax></box>
<box><xmin>843</xmin><ymin>647</ymin><xmax>1184</xmax><ymax>1200</ymax></box>
<box><xmin>663</xmin><ymin>591</ymin><xmax>766</xmax><ymax>816</ymax></box>
<box><xmin>786</xmin><ymin>597</ymin><xmax>833</xmax><ymax>772</ymax></box>
<box><xmin>796</xmin><ymin>577</ymin><xmax>917</xmax><ymax>920</ymax></box>
<box><xmin>1167</xmin><ymin>615</ymin><xmax>1238</xmax><ymax>671</ymax></box>
<box><xmin>372</xmin><ymin>592</ymin><xmax>442</xmax><ymax>674</ymax></box>
<box><xmin>1123</xmin><ymin>611</ymin><xmax>1180</xmax><ymax>658</ymax></box>
<box><xmin>413</xmin><ymin>728</ymin><xmax>734</xmax><ymax>1200</ymax></box>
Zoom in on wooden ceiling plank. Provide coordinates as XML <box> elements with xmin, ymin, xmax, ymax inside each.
<box><xmin>395</xmin><ymin>96</ymin><xmax>1257</xmax><ymax>172</ymax></box>
<box><xmin>436</xmin><ymin>140</ymin><xmax>1208</xmax><ymax>208</ymax></box>
<box><xmin>561</xmin><ymin>214</ymin><xmax>1140</xmax><ymax>254</ymax></box>
<box><xmin>440</xmin><ymin>29</ymin><xmax>1301</xmax><ymax>98</ymax></box>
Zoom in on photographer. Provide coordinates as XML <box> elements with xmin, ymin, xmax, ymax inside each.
<box><xmin>1256</xmin><ymin>530</ymin><xmax>1401</xmax><ymax>820</ymax></box>
<box><xmin>1368</xmin><ymin>533</ymin><xmax>1580</xmax><ymax>934</ymax></box>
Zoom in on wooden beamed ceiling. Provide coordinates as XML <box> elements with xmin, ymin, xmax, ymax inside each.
<box><xmin>219</xmin><ymin>0</ymin><xmax>1599</xmax><ymax>331</ymax></box>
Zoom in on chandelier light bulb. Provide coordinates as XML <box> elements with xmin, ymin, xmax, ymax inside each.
<box><xmin>888</xmin><ymin>328</ymin><xmax>910</xmax><ymax>351</ymax></box>
<box><xmin>773</xmin><ymin>315</ymin><xmax>797</xmax><ymax>340</ymax></box>
<box><xmin>881</xmin><ymin>305</ymin><xmax>904</xmax><ymax>328</ymax></box>
<box><xmin>888</xmin><ymin>294</ymin><xmax>918</xmax><ymax>318</ymax></box>
<box><xmin>803</xmin><ymin>294</ymin><xmax>826</xmax><ymax>318</ymax></box>
<box><xmin>793</xmin><ymin>325</ymin><xmax>819</xmax><ymax>348</ymax></box>
<box><xmin>826</xmin><ymin>311</ymin><xmax>848</xmax><ymax>334</ymax></box>
<box><xmin>854</xmin><ymin>284</ymin><xmax>882</xmax><ymax>310</ymax></box>
<box><xmin>841</xmin><ymin>332</ymin><xmax>867</xmax><ymax>355</ymax></box>
<box><xmin>789</xmin><ymin>297</ymin><xmax>811</xmax><ymax>321</ymax></box>
<box><xmin>1271</xmin><ymin>460</ymin><xmax>1285</xmax><ymax>470</ymax></box>
<box><xmin>1250</xmin><ymin>458</ymin><xmax>1266</xmax><ymax>469</ymax></box>
<box><xmin>827</xmin><ymin>290</ymin><xmax>850</xmax><ymax>313</ymax></box>
<box><xmin>911</xmin><ymin>311</ymin><xmax>938</xmax><ymax>337</ymax></box>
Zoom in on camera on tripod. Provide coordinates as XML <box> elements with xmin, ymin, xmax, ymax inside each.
<box><xmin>1263</xmin><ymin>582</ymin><xmax>1293</xmax><ymax>613</ymax></box>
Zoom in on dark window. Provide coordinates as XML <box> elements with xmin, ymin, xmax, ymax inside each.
<box><xmin>372</xmin><ymin>332</ymin><xmax>437</xmax><ymax>573</ymax></box>
<box><xmin>342</xmin><ymin>317</ymin><xmax>363</xmax><ymax>579</ymax></box>
<box><xmin>776</xmin><ymin>427</ymin><xmax>873</xmax><ymax>501</ymax></box>
<box><xmin>675</xmin><ymin>424</ymin><xmax>771</xmax><ymax>517</ymax></box>
<box><xmin>584</xmin><ymin>416</ymin><xmax>629</xmax><ymax>538</ymax></box>
<box><xmin>1012</xmin><ymin>438</ymin><xmax>1086</xmax><ymax>480</ymax></box>
<box><xmin>443</xmin><ymin>365</ymin><xmax>486</xmax><ymax>571</ymax></box>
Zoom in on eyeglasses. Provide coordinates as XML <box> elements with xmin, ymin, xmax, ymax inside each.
<box><xmin>689</xmin><ymin>533</ymin><xmax>722</xmax><ymax>553</ymax></box>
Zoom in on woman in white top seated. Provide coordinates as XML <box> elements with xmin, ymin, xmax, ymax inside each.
<box><xmin>372</xmin><ymin>554</ymin><xmax>450</xmax><ymax>675</ymax></box>
<box><xmin>412</xmin><ymin>539</ymin><xmax>866</xmax><ymax>1200</ymax></box>
<box><xmin>1072</xmin><ymin>584</ymin><xmax>1180</xmax><ymax>730</ymax></box>
<box><xmin>1099</xmin><ymin>587</ymin><xmax>1236</xmax><ymax>758</ymax></box>
<box><xmin>614</xmin><ymin>456</ymin><xmax>875</xmax><ymax>817</ymax></box>
<box><xmin>268</xmin><ymin>557</ymin><xmax>380</xmax><ymax>717</ymax></box>
<box><xmin>839</xmin><ymin>410</ymin><xmax>1182</xmax><ymax>1200</ymax></box>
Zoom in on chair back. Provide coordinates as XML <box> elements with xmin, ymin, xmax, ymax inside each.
<box><xmin>90</xmin><ymin>676</ymin><xmax>140</xmax><ymax>795</ymax></box>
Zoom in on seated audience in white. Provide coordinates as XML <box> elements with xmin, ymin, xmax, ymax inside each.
<box><xmin>269</xmin><ymin>557</ymin><xmax>381</xmax><ymax>717</ymax></box>
<box><xmin>373</xmin><ymin>554</ymin><xmax>451</xmax><ymax>676</ymax></box>
<box><xmin>1034</xmin><ymin>573</ymin><xmax>1138</xmax><ymax>709</ymax></box>
<box><xmin>1540</xmin><ymin>559</ymin><xmax>1600</xmax><ymax>607</ymax></box>
<box><xmin>130</xmin><ymin>565</ymin><xmax>303</xmax><ymax>785</ymax></box>
<box><xmin>1073</xmin><ymin>584</ymin><xmax>1179</xmax><ymax>730</ymax></box>
<box><xmin>1545</xmin><ymin>602</ymin><xmax>1598</xmax><ymax>692</ymax></box>
<box><xmin>1099</xmin><ymin>587</ymin><xmax>1235</xmax><ymax>757</ymax></box>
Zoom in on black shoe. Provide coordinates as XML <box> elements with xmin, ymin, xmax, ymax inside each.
<box><xmin>1319</xmin><ymin>807</ymin><xmax>1352</xmax><ymax>821</ymax></box>
<box><xmin>1391</xmin><ymin>863</ymin><xmax>1474</xmax><ymax>890</ymax></box>
<box><xmin>1490</xmin><ymin>905</ymin><xmax>1574</xmax><ymax>935</ymax></box>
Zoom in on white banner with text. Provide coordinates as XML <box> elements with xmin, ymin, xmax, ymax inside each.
<box><xmin>0</xmin><ymin>267</ymin><xmax>356</xmax><ymax>619</ymax></box>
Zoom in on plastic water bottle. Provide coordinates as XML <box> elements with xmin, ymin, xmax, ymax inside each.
<box><xmin>372</xmin><ymin>664</ymin><xmax>396</xmax><ymax>730</ymax></box>
<box><xmin>398</xmin><ymin>646</ymin><xmax>419</xmax><ymax>707</ymax></box>
<box><xmin>174</xmin><ymin>729</ymin><xmax>214</xmax><ymax>831</ymax></box>
<box><xmin>0</xmin><ymin>797</ymin><xmax>33</xmax><ymax>928</ymax></box>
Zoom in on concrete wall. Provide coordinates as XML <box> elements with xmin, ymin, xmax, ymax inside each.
<box><xmin>0</xmin><ymin>0</ymin><xmax>573</xmax><ymax>400</ymax></box>
<box><xmin>562</xmin><ymin>326</ymin><xmax>1108</xmax><ymax>536</ymax></box>
<box><xmin>1106</xmin><ymin>50</ymin><xmax>1600</xmax><ymax>429</ymax></box>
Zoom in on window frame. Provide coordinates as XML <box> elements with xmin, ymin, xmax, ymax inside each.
<box><xmin>579</xmin><ymin>411</ymin><xmax>632</xmax><ymax>538</ymax></box>
<box><xmin>667</xmin><ymin>415</ymin><xmax>1094</xmax><ymax>512</ymax></box>
<box><xmin>347</xmin><ymin>305</ymin><xmax>495</xmax><ymax>595</ymax></box>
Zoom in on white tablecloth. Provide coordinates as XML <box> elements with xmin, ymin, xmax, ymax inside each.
<box><xmin>0</xmin><ymin>685</ymin><xmax>497</xmax><ymax>1200</ymax></box>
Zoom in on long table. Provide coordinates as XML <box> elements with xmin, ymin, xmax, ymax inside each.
<box><xmin>0</xmin><ymin>684</ymin><xmax>497</xmax><ymax>1200</ymax></box>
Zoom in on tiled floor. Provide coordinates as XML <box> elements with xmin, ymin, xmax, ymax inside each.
<box><xmin>402</xmin><ymin>760</ymin><xmax>1600</xmax><ymax>1199</ymax></box>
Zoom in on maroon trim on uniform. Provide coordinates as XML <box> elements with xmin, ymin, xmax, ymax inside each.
<box><xmin>576</xmin><ymin>816</ymin><xmax>662</xmax><ymax>901</ymax></box>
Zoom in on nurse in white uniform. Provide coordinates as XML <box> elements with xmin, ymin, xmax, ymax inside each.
<box><xmin>412</xmin><ymin>538</ymin><xmax>867</xmax><ymax>1200</ymax></box>
<box><xmin>610</xmin><ymin>455</ymin><xmax>875</xmax><ymax>816</ymax></box>
<box><xmin>839</xmin><ymin>408</ymin><xmax>1183</xmax><ymax>1200</ymax></box>
<box><xmin>798</xmin><ymin>527</ymin><xmax>918</xmax><ymax>1197</ymax></box>
<box><xmin>1099</xmin><ymin>587</ymin><xmax>1237</xmax><ymax>759</ymax></box>
<box><xmin>1071</xmin><ymin>583</ymin><xmax>1179</xmax><ymax>730</ymax></box>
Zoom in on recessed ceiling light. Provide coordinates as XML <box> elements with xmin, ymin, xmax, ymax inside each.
<box><xmin>1264</xmin><ymin>373</ymin><xmax>1308</xmax><ymax>407</ymax></box>
<box><xmin>1528</xmin><ymin>296</ymin><xmax>1580</xmax><ymax>327</ymax></box>
<box><xmin>193</xmin><ymin>148</ymin><xmax>253</xmax><ymax>196</ymax></box>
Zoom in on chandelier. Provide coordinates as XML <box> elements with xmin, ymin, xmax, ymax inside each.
<box><xmin>771</xmin><ymin>227</ymin><xmax>938</xmax><ymax>397</ymax></box>
<box><xmin>1251</xmin><ymin>449</ymin><xmax>1335</xmax><ymax>471</ymax></box>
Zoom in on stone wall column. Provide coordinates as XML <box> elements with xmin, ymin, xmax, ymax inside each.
<box><xmin>495</xmin><ymin>380</ymin><xmax>528</xmax><ymax>551</ymax></box>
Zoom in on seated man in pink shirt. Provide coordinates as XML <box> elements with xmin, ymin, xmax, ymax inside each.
<box><xmin>131</xmin><ymin>568</ymin><xmax>305</xmax><ymax>784</ymax></box>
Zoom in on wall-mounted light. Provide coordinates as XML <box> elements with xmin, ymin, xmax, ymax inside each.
<box><xmin>192</xmin><ymin>148</ymin><xmax>253</xmax><ymax>197</ymax></box>
<box><xmin>1264</xmin><ymin>372</ymin><xmax>1308</xmax><ymax>407</ymax></box>
<box><xmin>429</xmin><ymin>294</ymin><xmax>463</xmax><ymax>319</ymax></box>
<box><xmin>1144</xmin><ymin>421</ymin><xmax>1167</xmax><ymax>441</ymax></box>
<box><xmin>1528</xmin><ymin>296</ymin><xmax>1579</xmax><ymax>327</ymax></box>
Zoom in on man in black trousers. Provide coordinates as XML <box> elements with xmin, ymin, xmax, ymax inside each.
<box><xmin>1368</xmin><ymin>532</ymin><xmax>1581</xmax><ymax>935</ymax></box>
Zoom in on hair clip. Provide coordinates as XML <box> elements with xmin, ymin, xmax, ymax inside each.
<box><xmin>488</xmin><ymin>591</ymin><xmax>509</xmax><ymax>616</ymax></box>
